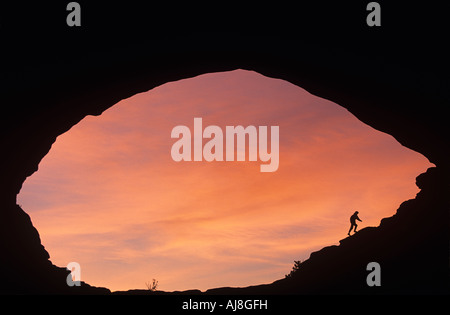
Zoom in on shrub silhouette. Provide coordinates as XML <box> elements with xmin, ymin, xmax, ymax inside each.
<box><xmin>285</xmin><ymin>260</ymin><xmax>302</xmax><ymax>278</ymax></box>
<box><xmin>145</xmin><ymin>278</ymin><xmax>159</xmax><ymax>291</ymax></box>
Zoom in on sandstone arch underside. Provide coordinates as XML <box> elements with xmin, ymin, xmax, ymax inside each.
<box><xmin>0</xmin><ymin>3</ymin><xmax>449</xmax><ymax>293</ymax></box>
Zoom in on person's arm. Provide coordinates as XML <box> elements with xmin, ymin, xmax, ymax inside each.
<box><xmin>357</xmin><ymin>215</ymin><xmax>362</xmax><ymax>222</ymax></box>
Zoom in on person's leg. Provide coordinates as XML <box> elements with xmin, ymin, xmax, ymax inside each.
<box><xmin>354</xmin><ymin>223</ymin><xmax>358</xmax><ymax>232</ymax></box>
<box><xmin>348</xmin><ymin>224</ymin><xmax>353</xmax><ymax>235</ymax></box>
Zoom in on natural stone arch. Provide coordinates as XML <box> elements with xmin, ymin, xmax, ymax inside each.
<box><xmin>1</xmin><ymin>40</ymin><xmax>448</xmax><ymax>293</ymax></box>
<box><xmin>5</xmin><ymin>52</ymin><xmax>448</xmax><ymax>203</ymax></box>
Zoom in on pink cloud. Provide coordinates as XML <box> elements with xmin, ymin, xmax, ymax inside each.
<box><xmin>19</xmin><ymin>70</ymin><xmax>433</xmax><ymax>292</ymax></box>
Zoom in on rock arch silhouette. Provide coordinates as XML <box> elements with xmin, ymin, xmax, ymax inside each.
<box><xmin>1</xmin><ymin>4</ymin><xmax>448</xmax><ymax>293</ymax></box>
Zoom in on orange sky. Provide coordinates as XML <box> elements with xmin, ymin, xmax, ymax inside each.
<box><xmin>18</xmin><ymin>70</ymin><xmax>433</xmax><ymax>292</ymax></box>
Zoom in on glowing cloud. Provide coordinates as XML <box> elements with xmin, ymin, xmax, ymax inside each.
<box><xmin>18</xmin><ymin>70</ymin><xmax>433</xmax><ymax>292</ymax></box>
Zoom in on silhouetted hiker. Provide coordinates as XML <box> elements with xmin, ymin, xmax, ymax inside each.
<box><xmin>348</xmin><ymin>211</ymin><xmax>362</xmax><ymax>235</ymax></box>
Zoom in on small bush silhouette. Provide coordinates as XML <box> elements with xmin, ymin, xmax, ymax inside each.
<box><xmin>145</xmin><ymin>278</ymin><xmax>159</xmax><ymax>291</ymax></box>
<box><xmin>285</xmin><ymin>260</ymin><xmax>302</xmax><ymax>278</ymax></box>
